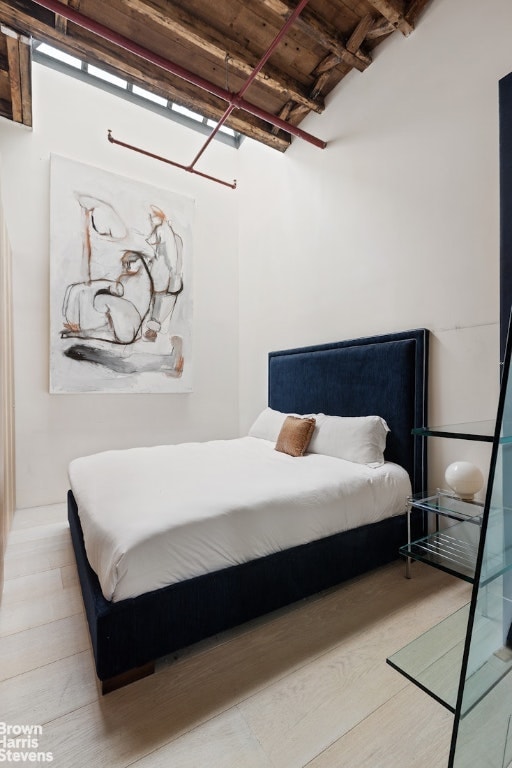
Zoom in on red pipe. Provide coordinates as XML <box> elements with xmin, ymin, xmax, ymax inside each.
<box><xmin>189</xmin><ymin>0</ymin><xmax>311</xmax><ymax>170</ymax></box>
<box><xmin>30</xmin><ymin>0</ymin><xmax>327</xmax><ymax>149</ymax></box>
<box><xmin>188</xmin><ymin>103</ymin><xmax>233</xmax><ymax>170</ymax></box>
<box><xmin>108</xmin><ymin>130</ymin><xmax>237</xmax><ymax>189</ymax></box>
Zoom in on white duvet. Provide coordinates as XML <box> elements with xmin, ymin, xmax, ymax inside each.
<box><xmin>68</xmin><ymin>436</ymin><xmax>411</xmax><ymax>602</ymax></box>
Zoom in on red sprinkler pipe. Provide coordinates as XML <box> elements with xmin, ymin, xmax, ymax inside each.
<box><xmin>30</xmin><ymin>0</ymin><xmax>327</xmax><ymax>149</ymax></box>
<box><xmin>188</xmin><ymin>0</ymin><xmax>312</xmax><ymax>171</ymax></box>
<box><xmin>107</xmin><ymin>130</ymin><xmax>237</xmax><ymax>189</ymax></box>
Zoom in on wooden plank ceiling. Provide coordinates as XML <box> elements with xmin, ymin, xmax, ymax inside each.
<box><xmin>0</xmin><ymin>0</ymin><xmax>433</xmax><ymax>149</ymax></box>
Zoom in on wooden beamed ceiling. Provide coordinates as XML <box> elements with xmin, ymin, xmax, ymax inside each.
<box><xmin>0</xmin><ymin>23</ymin><xmax>32</xmax><ymax>127</ymax></box>
<box><xmin>0</xmin><ymin>0</ymin><xmax>433</xmax><ymax>150</ymax></box>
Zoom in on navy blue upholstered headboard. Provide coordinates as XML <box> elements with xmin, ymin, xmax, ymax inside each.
<box><xmin>268</xmin><ymin>329</ymin><xmax>429</xmax><ymax>494</ymax></box>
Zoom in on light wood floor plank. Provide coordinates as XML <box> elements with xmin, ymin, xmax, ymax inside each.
<box><xmin>0</xmin><ymin>613</ymin><xmax>90</xmax><ymax>682</ymax></box>
<box><xmin>34</xmin><ymin>566</ymin><xmax>468</xmax><ymax>768</ymax></box>
<box><xmin>127</xmin><ymin>708</ymin><xmax>273</xmax><ymax>768</ymax></box>
<box><xmin>450</xmin><ymin>669</ymin><xmax>512</xmax><ymax>768</ymax></box>
<box><xmin>10</xmin><ymin>503</ymin><xmax>67</xmax><ymax>530</ymax></box>
<box><xmin>0</xmin><ymin>650</ymin><xmax>98</xmax><ymax>726</ymax></box>
<box><xmin>159</xmin><ymin>560</ymin><xmax>469</xmax><ymax>691</ymax></box>
<box><xmin>7</xmin><ymin>520</ymin><xmax>70</xmax><ymax>547</ymax></box>
<box><xmin>307</xmin><ymin>683</ymin><xmax>453</xmax><ymax>768</ymax></box>
<box><xmin>4</xmin><ymin>531</ymin><xmax>74</xmax><ymax>579</ymax></box>
<box><xmin>0</xmin><ymin>566</ymin><xmax>82</xmax><ymax>636</ymax></box>
<box><xmin>0</xmin><ymin>510</ymin><xmax>473</xmax><ymax>768</ymax></box>
<box><xmin>238</xmin><ymin>578</ymin><xmax>469</xmax><ymax>768</ymax></box>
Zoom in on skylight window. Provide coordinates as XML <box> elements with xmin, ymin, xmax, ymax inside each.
<box><xmin>207</xmin><ymin>119</ymin><xmax>236</xmax><ymax>138</ymax></box>
<box><xmin>36</xmin><ymin>42</ymin><xmax>81</xmax><ymax>69</ymax></box>
<box><xmin>87</xmin><ymin>65</ymin><xmax>127</xmax><ymax>89</ymax></box>
<box><xmin>132</xmin><ymin>85</ymin><xmax>168</xmax><ymax>107</ymax></box>
<box><xmin>32</xmin><ymin>40</ymin><xmax>242</xmax><ymax>149</ymax></box>
<box><xmin>171</xmin><ymin>104</ymin><xmax>205</xmax><ymax>123</ymax></box>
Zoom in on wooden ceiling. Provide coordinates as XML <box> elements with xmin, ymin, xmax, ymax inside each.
<box><xmin>0</xmin><ymin>0</ymin><xmax>433</xmax><ymax>151</ymax></box>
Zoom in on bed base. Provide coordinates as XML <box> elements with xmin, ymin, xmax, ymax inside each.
<box><xmin>68</xmin><ymin>490</ymin><xmax>422</xmax><ymax>691</ymax></box>
<box><xmin>68</xmin><ymin>328</ymin><xmax>429</xmax><ymax>691</ymax></box>
<box><xmin>101</xmin><ymin>662</ymin><xmax>155</xmax><ymax>695</ymax></box>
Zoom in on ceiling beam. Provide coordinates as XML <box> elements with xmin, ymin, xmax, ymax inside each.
<box><xmin>346</xmin><ymin>13</ymin><xmax>374</xmax><ymax>54</ymax></box>
<box><xmin>26</xmin><ymin>0</ymin><xmax>326</xmax><ymax>148</ymax></box>
<box><xmin>313</xmin><ymin>52</ymin><xmax>340</xmax><ymax>76</ymax></box>
<box><xmin>308</xmin><ymin>10</ymin><xmax>375</xmax><ymax>93</ymax></box>
<box><xmin>0</xmin><ymin>96</ymin><xmax>11</xmax><ymax>119</ymax></box>
<box><xmin>1</xmin><ymin>25</ymin><xmax>32</xmax><ymax>126</ymax></box>
<box><xmin>4</xmin><ymin>33</ymin><xmax>22</xmax><ymax>122</ymax></box>
<box><xmin>365</xmin><ymin>0</ymin><xmax>414</xmax><ymax>36</ymax></box>
<box><xmin>406</xmin><ymin>0</ymin><xmax>432</xmax><ymax>26</ymax></box>
<box><xmin>0</xmin><ymin>0</ymin><xmax>292</xmax><ymax>150</ymax></box>
<box><xmin>55</xmin><ymin>0</ymin><xmax>81</xmax><ymax>35</ymax></box>
<box><xmin>365</xmin><ymin>17</ymin><xmax>394</xmax><ymax>40</ymax></box>
<box><xmin>18</xmin><ymin>31</ymin><xmax>32</xmax><ymax>126</ymax></box>
<box><xmin>259</xmin><ymin>0</ymin><xmax>372</xmax><ymax>72</ymax></box>
<box><xmin>122</xmin><ymin>0</ymin><xmax>324</xmax><ymax>114</ymax></box>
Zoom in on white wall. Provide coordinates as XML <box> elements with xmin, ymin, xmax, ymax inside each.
<box><xmin>238</xmin><ymin>0</ymin><xmax>510</xmax><ymax>491</ymax></box>
<box><xmin>0</xmin><ymin>65</ymin><xmax>240</xmax><ymax>507</ymax></box>
<box><xmin>2</xmin><ymin>0</ymin><xmax>510</xmax><ymax>506</ymax></box>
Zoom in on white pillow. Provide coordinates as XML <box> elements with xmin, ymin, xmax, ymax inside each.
<box><xmin>248</xmin><ymin>407</ymin><xmax>317</xmax><ymax>442</ymax></box>
<box><xmin>308</xmin><ymin>414</ymin><xmax>389</xmax><ymax>467</ymax></box>
<box><xmin>248</xmin><ymin>407</ymin><xmax>288</xmax><ymax>442</ymax></box>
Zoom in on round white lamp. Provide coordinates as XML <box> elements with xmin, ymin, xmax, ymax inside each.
<box><xmin>444</xmin><ymin>461</ymin><xmax>484</xmax><ymax>500</ymax></box>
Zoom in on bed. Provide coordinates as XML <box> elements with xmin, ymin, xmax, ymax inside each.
<box><xmin>68</xmin><ymin>328</ymin><xmax>429</xmax><ymax>693</ymax></box>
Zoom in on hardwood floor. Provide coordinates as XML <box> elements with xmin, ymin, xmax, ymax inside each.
<box><xmin>0</xmin><ymin>504</ymin><xmax>471</xmax><ymax>767</ymax></box>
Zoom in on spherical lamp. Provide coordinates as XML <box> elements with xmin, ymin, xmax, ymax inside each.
<box><xmin>444</xmin><ymin>461</ymin><xmax>484</xmax><ymax>500</ymax></box>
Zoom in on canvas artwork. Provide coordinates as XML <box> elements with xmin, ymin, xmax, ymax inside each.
<box><xmin>49</xmin><ymin>155</ymin><xmax>193</xmax><ymax>393</ymax></box>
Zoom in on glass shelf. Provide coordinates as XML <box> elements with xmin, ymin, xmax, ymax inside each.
<box><xmin>404</xmin><ymin>491</ymin><xmax>483</xmax><ymax>581</ymax></box>
<box><xmin>401</xmin><ymin>522</ymin><xmax>479</xmax><ymax>583</ymax></box>
<box><xmin>412</xmin><ymin>420</ymin><xmax>512</xmax><ymax>444</ymax></box>
<box><xmin>412</xmin><ymin>421</ymin><xmax>495</xmax><ymax>442</ymax></box>
<box><xmin>410</xmin><ymin>490</ymin><xmax>484</xmax><ymax>524</ymax></box>
<box><xmin>403</xmin><ymin>523</ymin><xmax>512</xmax><ymax>586</ymax></box>
<box><xmin>457</xmin><ymin>582</ymin><xmax>512</xmax><ymax>718</ymax></box>
<box><xmin>387</xmin><ymin>604</ymin><xmax>469</xmax><ymax>712</ymax></box>
<box><xmin>478</xmin><ymin>505</ymin><xmax>512</xmax><ymax>587</ymax></box>
<box><xmin>405</xmin><ymin>493</ymin><xmax>512</xmax><ymax>585</ymax></box>
<box><xmin>391</xmin><ymin>321</ymin><xmax>512</xmax><ymax>767</ymax></box>
<box><xmin>387</xmin><ymin>598</ymin><xmax>512</xmax><ymax>718</ymax></box>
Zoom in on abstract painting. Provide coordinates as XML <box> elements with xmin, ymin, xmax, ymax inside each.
<box><xmin>49</xmin><ymin>155</ymin><xmax>193</xmax><ymax>393</ymax></box>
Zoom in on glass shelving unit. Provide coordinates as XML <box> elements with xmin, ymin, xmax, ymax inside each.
<box><xmin>387</xmin><ymin>327</ymin><xmax>512</xmax><ymax>767</ymax></box>
<box><xmin>412</xmin><ymin>421</ymin><xmax>495</xmax><ymax>442</ymax></box>
<box><xmin>387</xmin><ymin>604</ymin><xmax>468</xmax><ymax>712</ymax></box>
<box><xmin>402</xmin><ymin>491</ymin><xmax>483</xmax><ymax>582</ymax></box>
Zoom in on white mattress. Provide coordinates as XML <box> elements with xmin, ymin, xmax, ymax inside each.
<box><xmin>68</xmin><ymin>436</ymin><xmax>411</xmax><ymax>602</ymax></box>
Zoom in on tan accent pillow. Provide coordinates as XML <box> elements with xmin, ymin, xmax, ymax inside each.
<box><xmin>275</xmin><ymin>416</ymin><xmax>316</xmax><ymax>457</ymax></box>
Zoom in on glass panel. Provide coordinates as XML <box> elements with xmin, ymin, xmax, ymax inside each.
<box><xmin>387</xmin><ymin>325</ymin><xmax>512</xmax><ymax>767</ymax></box>
<box><xmin>403</xmin><ymin>491</ymin><xmax>483</xmax><ymax>580</ymax></box>
<box><xmin>132</xmin><ymin>85</ymin><xmax>168</xmax><ymax>106</ymax></box>
<box><xmin>450</xmin><ymin>326</ymin><xmax>512</xmax><ymax>766</ymax></box>
<box><xmin>401</xmin><ymin>521</ymin><xmax>480</xmax><ymax>582</ymax></box>
<box><xmin>88</xmin><ymin>65</ymin><xmax>127</xmax><ymax>89</ymax></box>
<box><xmin>412</xmin><ymin>420</ymin><xmax>512</xmax><ymax>444</ymax></box>
<box><xmin>207</xmin><ymin>118</ymin><xmax>236</xmax><ymax>137</ymax></box>
<box><xmin>450</xmin><ymin>671</ymin><xmax>512</xmax><ymax>768</ymax></box>
<box><xmin>410</xmin><ymin>490</ymin><xmax>484</xmax><ymax>523</ymax></box>
<box><xmin>33</xmin><ymin>39</ymin><xmax>242</xmax><ymax>148</ymax></box>
<box><xmin>387</xmin><ymin>604</ymin><xmax>469</xmax><ymax>712</ymax></box>
<box><xmin>35</xmin><ymin>42</ymin><xmax>81</xmax><ymax>69</ymax></box>
<box><xmin>172</xmin><ymin>104</ymin><xmax>204</xmax><ymax>122</ymax></box>
<box><xmin>412</xmin><ymin>421</ymin><xmax>494</xmax><ymax>441</ymax></box>
<box><xmin>451</xmin><ymin>581</ymin><xmax>512</xmax><ymax>767</ymax></box>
